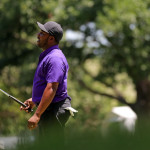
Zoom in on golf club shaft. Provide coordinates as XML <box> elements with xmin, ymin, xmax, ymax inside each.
<box><xmin>0</xmin><ymin>89</ymin><xmax>33</xmax><ymax>112</ymax></box>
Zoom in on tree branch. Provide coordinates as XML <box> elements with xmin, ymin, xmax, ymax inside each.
<box><xmin>81</xmin><ymin>65</ymin><xmax>113</xmax><ymax>88</ymax></box>
<box><xmin>70</xmin><ymin>68</ymin><xmax>132</xmax><ymax>106</ymax></box>
<box><xmin>80</xmin><ymin>65</ymin><xmax>132</xmax><ymax>105</ymax></box>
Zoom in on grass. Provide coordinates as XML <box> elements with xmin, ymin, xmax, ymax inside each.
<box><xmin>14</xmin><ymin>119</ymin><xmax>150</xmax><ymax>150</ymax></box>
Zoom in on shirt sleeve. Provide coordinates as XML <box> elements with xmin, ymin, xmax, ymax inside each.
<box><xmin>44</xmin><ymin>57</ymin><xmax>65</xmax><ymax>83</ymax></box>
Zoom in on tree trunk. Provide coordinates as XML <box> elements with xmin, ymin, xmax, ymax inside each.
<box><xmin>133</xmin><ymin>79</ymin><xmax>150</xmax><ymax>117</ymax></box>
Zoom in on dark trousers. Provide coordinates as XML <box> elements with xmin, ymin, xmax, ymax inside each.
<box><xmin>38</xmin><ymin>98</ymin><xmax>71</xmax><ymax>140</ymax></box>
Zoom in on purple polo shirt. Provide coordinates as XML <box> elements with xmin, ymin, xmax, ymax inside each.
<box><xmin>32</xmin><ymin>45</ymin><xmax>70</xmax><ymax>104</ymax></box>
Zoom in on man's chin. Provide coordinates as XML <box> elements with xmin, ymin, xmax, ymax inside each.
<box><xmin>37</xmin><ymin>42</ymin><xmax>42</xmax><ymax>48</ymax></box>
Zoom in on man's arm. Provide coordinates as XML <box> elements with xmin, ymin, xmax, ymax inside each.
<box><xmin>28</xmin><ymin>82</ymin><xmax>59</xmax><ymax>129</ymax></box>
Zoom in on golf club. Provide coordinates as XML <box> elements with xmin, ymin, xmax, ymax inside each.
<box><xmin>0</xmin><ymin>89</ymin><xmax>33</xmax><ymax>112</ymax></box>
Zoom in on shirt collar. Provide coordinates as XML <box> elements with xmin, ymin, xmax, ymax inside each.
<box><xmin>39</xmin><ymin>45</ymin><xmax>59</xmax><ymax>62</ymax></box>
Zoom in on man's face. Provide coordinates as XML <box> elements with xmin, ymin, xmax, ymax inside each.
<box><xmin>37</xmin><ymin>30</ymin><xmax>50</xmax><ymax>48</ymax></box>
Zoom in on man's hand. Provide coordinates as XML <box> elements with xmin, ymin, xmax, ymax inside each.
<box><xmin>28</xmin><ymin>113</ymin><xmax>40</xmax><ymax>130</ymax></box>
<box><xmin>20</xmin><ymin>98</ymin><xmax>35</xmax><ymax>113</ymax></box>
<box><xmin>26</xmin><ymin>82</ymin><xmax>59</xmax><ymax>130</ymax></box>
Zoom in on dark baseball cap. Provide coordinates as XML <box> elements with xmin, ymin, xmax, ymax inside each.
<box><xmin>37</xmin><ymin>21</ymin><xmax>63</xmax><ymax>43</ymax></box>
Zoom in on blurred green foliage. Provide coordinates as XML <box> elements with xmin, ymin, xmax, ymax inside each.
<box><xmin>0</xmin><ymin>0</ymin><xmax>150</xmax><ymax>135</ymax></box>
<box><xmin>15</xmin><ymin>119</ymin><xmax>150</xmax><ymax>150</ymax></box>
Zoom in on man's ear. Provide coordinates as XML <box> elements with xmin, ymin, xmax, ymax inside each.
<box><xmin>48</xmin><ymin>36</ymin><xmax>55</xmax><ymax>42</ymax></box>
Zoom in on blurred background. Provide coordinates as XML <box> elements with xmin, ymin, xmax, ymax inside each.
<box><xmin>1</xmin><ymin>0</ymin><xmax>150</xmax><ymax>149</ymax></box>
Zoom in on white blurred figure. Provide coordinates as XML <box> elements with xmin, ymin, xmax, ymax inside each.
<box><xmin>111</xmin><ymin>106</ymin><xmax>137</xmax><ymax>132</ymax></box>
<box><xmin>101</xmin><ymin>106</ymin><xmax>137</xmax><ymax>135</ymax></box>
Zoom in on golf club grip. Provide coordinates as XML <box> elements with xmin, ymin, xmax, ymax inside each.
<box><xmin>9</xmin><ymin>95</ymin><xmax>33</xmax><ymax>112</ymax></box>
<box><xmin>21</xmin><ymin>103</ymin><xmax>33</xmax><ymax>113</ymax></box>
<box><xmin>0</xmin><ymin>89</ymin><xmax>33</xmax><ymax>112</ymax></box>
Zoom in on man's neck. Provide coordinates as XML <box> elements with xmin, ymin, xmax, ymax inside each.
<box><xmin>42</xmin><ymin>43</ymin><xmax>58</xmax><ymax>51</ymax></box>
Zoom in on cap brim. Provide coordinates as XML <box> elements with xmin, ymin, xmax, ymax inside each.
<box><xmin>37</xmin><ymin>22</ymin><xmax>48</xmax><ymax>33</ymax></box>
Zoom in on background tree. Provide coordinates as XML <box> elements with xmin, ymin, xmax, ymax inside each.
<box><xmin>60</xmin><ymin>0</ymin><xmax>150</xmax><ymax>117</ymax></box>
<box><xmin>0</xmin><ymin>0</ymin><xmax>150</xmax><ymax>135</ymax></box>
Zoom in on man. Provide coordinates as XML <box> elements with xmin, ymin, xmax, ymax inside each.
<box><xmin>20</xmin><ymin>21</ymin><xmax>73</xmax><ymax>134</ymax></box>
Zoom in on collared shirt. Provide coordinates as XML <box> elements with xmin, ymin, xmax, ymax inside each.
<box><xmin>32</xmin><ymin>45</ymin><xmax>71</xmax><ymax>104</ymax></box>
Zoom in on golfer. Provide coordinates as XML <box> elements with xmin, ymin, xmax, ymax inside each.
<box><xmin>20</xmin><ymin>21</ymin><xmax>73</xmax><ymax>134</ymax></box>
